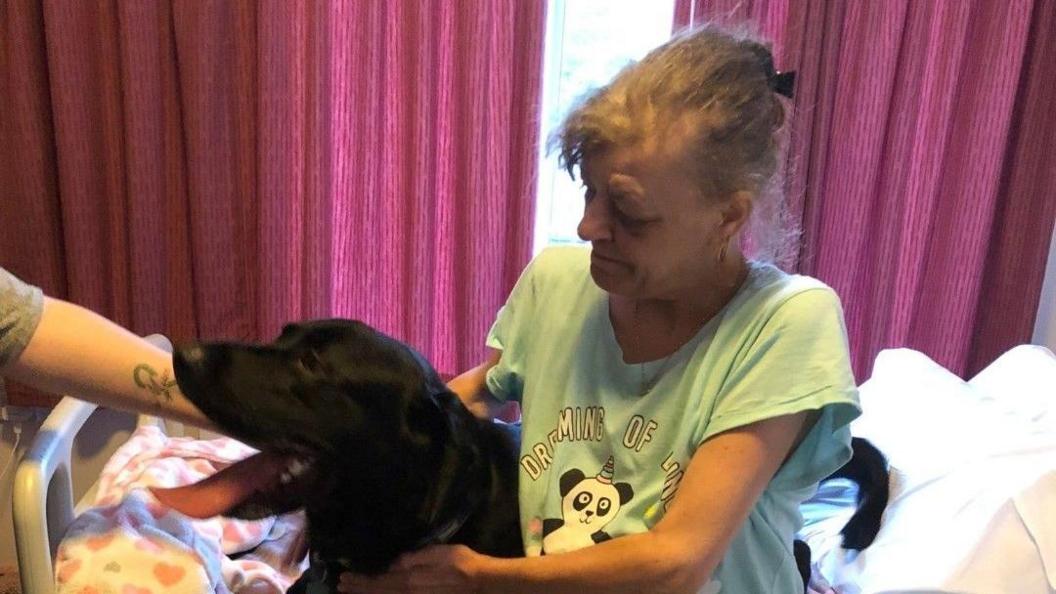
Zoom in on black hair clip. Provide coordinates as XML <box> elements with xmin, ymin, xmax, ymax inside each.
<box><xmin>759</xmin><ymin>52</ymin><xmax>796</xmax><ymax>99</ymax></box>
<box><xmin>771</xmin><ymin>71</ymin><xmax>796</xmax><ymax>99</ymax></box>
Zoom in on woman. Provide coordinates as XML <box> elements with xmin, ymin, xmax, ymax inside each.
<box><xmin>339</xmin><ymin>23</ymin><xmax>859</xmax><ymax>594</ymax></box>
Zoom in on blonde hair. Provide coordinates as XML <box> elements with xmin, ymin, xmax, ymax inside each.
<box><xmin>554</xmin><ymin>23</ymin><xmax>797</xmax><ymax>262</ymax></box>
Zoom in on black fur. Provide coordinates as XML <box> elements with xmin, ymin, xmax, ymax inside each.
<box><xmin>794</xmin><ymin>436</ymin><xmax>889</xmax><ymax>591</ymax></box>
<box><xmin>172</xmin><ymin>319</ymin><xmax>522</xmax><ymax>592</ymax></box>
<box><xmin>828</xmin><ymin>437</ymin><xmax>889</xmax><ymax>550</ymax></box>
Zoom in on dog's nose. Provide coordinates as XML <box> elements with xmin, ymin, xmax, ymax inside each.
<box><xmin>180</xmin><ymin>345</ymin><xmax>206</xmax><ymax>366</ymax></box>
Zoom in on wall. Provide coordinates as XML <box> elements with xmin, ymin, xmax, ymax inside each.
<box><xmin>1033</xmin><ymin>219</ymin><xmax>1056</xmax><ymax>351</ymax></box>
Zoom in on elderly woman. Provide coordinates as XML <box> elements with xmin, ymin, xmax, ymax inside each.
<box><xmin>366</xmin><ymin>23</ymin><xmax>861</xmax><ymax>594</ymax></box>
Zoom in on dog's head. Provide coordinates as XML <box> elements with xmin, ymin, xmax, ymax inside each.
<box><xmin>151</xmin><ymin>319</ymin><xmax>464</xmax><ymax>570</ymax></box>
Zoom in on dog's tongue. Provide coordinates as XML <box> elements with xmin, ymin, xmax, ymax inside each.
<box><xmin>149</xmin><ymin>452</ymin><xmax>287</xmax><ymax>519</ymax></box>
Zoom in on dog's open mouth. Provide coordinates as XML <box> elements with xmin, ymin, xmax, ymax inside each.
<box><xmin>150</xmin><ymin>451</ymin><xmax>315</xmax><ymax>519</ymax></box>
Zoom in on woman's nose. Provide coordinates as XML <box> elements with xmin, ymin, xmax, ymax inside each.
<box><xmin>577</xmin><ymin>197</ymin><xmax>611</xmax><ymax>242</ymax></box>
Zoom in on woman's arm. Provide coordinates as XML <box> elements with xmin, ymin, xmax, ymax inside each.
<box><xmin>2</xmin><ymin>296</ymin><xmax>215</xmax><ymax>430</ymax></box>
<box><xmin>477</xmin><ymin>411</ymin><xmax>810</xmax><ymax>593</ymax></box>
<box><xmin>446</xmin><ymin>347</ymin><xmax>505</xmax><ymax>420</ymax></box>
<box><xmin>339</xmin><ymin>410</ymin><xmax>811</xmax><ymax>594</ymax></box>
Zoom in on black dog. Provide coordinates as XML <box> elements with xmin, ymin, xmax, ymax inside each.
<box><xmin>794</xmin><ymin>436</ymin><xmax>889</xmax><ymax>591</ymax></box>
<box><xmin>151</xmin><ymin>319</ymin><xmax>522</xmax><ymax>592</ymax></box>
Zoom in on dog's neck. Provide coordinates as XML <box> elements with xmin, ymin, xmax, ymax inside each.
<box><xmin>412</xmin><ymin>395</ymin><xmax>490</xmax><ymax>547</ymax></box>
<box><xmin>304</xmin><ymin>393</ymin><xmax>492</xmax><ymax>575</ymax></box>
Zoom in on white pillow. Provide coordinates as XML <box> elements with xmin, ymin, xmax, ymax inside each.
<box><xmin>968</xmin><ymin>344</ymin><xmax>1056</xmax><ymax>427</ymax></box>
<box><xmin>852</xmin><ymin>349</ymin><xmax>995</xmax><ymax>481</ymax></box>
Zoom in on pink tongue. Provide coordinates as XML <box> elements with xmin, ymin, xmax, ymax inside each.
<box><xmin>149</xmin><ymin>452</ymin><xmax>286</xmax><ymax>519</ymax></box>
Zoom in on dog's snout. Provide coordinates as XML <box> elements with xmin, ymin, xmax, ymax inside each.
<box><xmin>180</xmin><ymin>345</ymin><xmax>206</xmax><ymax>366</ymax></box>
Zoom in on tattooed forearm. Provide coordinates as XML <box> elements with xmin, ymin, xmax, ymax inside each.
<box><xmin>133</xmin><ymin>364</ymin><xmax>179</xmax><ymax>402</ymax></box>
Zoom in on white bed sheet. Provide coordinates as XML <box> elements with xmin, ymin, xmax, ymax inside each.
<box><xmin>804</xmin><ymin>345</ymin><xmax>1056</xmax><ymax>594</ymax></box>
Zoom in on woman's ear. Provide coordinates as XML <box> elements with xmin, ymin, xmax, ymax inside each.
<box><xmin>719</xmin><ymin>191</ymin><xmax>753</xmax><ymax>237</ymax></box>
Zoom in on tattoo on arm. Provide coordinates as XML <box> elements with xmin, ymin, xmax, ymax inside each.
<box><xmin>133</xmin><ymin>364</ymin><xmax>179</xmax><ymax>402</ymax></box>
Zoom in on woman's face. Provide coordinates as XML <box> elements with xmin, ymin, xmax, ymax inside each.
<box><xmin>577</xmin><ymin>140</ymin><xmax>732</xmax><ymax>300</ymax></box>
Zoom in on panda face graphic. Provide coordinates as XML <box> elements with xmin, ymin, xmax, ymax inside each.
<box><xmin>541</xmin><ymin>459</ymin><xmax>635</xmax><ymax>555</ymax></box>
<box><xmin>564</xmin><ymin>479</ymin><xmax>623</xmax><ymax>526</ymax></box>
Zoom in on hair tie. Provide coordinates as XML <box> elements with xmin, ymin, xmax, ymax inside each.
<box><xmin>771</xmin><ymin>71</ymin><xmax>796</xmax><ymax>98</ymax></box>
<box><xmin>759</xmin><ymin>52</ymin><xmax>796</xmax><ymax>99</ymax></box>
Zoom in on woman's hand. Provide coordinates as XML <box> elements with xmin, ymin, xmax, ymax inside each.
<box><xmin>337</xmin><ymin>544</ymin><xmax>487</xmax><ymax>593</ymax></box>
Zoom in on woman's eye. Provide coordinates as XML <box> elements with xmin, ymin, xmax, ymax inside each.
<box><xmin>615</xmin><ymin>210</ymin><xmax>647</xmax><ymax>229</ymax></box>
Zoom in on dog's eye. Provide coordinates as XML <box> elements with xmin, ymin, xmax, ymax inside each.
<box><xmin>295</xmin><ymin>349</ymin><xmax>325</xmax><ymax>375</ymax></box>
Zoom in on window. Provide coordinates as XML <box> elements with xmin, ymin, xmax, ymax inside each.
<box><xmin>533</xmin><ymin>0</ymin><xmax>677</xmax><ymax>253</ymax></box>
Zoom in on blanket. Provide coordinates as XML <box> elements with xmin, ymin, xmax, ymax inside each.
<box><xmin>56</xmin><ymin>426</ymin><xmax>308</xmax><ymax>594</ymax></box>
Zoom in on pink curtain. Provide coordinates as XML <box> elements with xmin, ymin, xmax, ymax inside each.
<box><xmin>674</xmin><ymin>0</ymin><xmax>1056</xmax><ymax>379</ymax></box>
<box><xmin>1</xmin><ymin>0</ymin><xmax>546</xmax><ymax>403</ymax></box>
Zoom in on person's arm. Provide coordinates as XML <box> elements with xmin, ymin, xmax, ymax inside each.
<box><xmin>338</xmin><ymin>410</ymin><xmax>811</xmax><ymax>594</ymax></box>
<box><xmin>476</xmin><ymin>411</ymin><xmax>810</xmax><ymax>593</ymax></box>
<box><xmin>446</xmin><ymin>347</ymin><xmax>505</xmax><ymax>420</ymax></box>
<box><xmin>2</xmin><ymin>296</ymin><xmax>215</xmax><ymax>430</ymax></box>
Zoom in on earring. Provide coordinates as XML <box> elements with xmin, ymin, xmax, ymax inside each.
<box><xmin>718</xmin><ymin>238</ymin><xmax>729</xmax><ymax>264</ymax></box>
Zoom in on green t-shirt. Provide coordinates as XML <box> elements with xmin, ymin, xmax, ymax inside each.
<box><xmin>485</xmin><ymin>246</ymin><xmax>860</xmax><ymax>593</ymax></box>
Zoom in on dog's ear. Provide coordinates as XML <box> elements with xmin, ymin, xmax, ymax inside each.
<box><xmin>559</xmin><ymin>469</ymin><xmax>585</xmax><ymax>497</ymax></box>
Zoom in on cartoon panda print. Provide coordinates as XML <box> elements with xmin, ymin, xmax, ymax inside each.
<box><xmin>542</xmin><ymin>456</ymin><xmax>634</xmax><ymax>555</ymax></box>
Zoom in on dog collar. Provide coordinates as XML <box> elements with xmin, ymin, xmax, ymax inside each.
<box><xmin>410</xmin><ymin>389</ymin><xmax>481</xmax><ymax>550</ymax></box>
<box><xmin>410</xmin><ymin>502</ymin><xmax>475</xmax><ymax>550</ymax></box>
